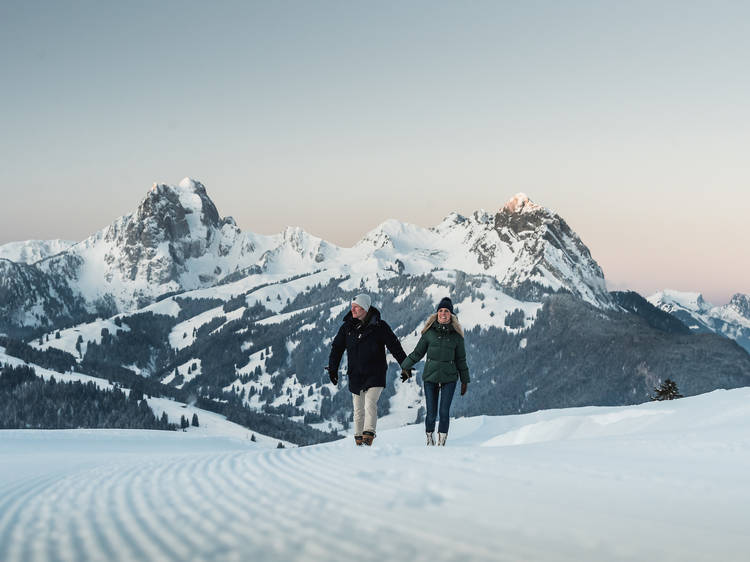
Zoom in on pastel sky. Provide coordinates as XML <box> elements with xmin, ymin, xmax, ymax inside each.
<box><xmin>1</xmin><ymin>1</ymin><xmax>748</xmax><ymax>305</ymax></box>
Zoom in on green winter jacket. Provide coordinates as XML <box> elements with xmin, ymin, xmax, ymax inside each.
<box><xmin>401</xmin><ymin>314</ymin><xmax>470</xmax><ymax>384</ymax></box>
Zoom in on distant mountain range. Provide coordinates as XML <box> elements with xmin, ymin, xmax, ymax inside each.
<box><xmin>647</xmin><ymin>290</ymin><xmax>750</xmax><ymax>353</ymax></box>
<box><xmin>1</xmin><ymin>178</ymin><xmax>748</xmax><ymax>443</ymax></box>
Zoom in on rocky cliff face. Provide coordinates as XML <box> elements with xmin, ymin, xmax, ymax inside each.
<box><xmin>728</xmin><ymin>293</ymin><xmax>750</xmax><ymax>320</ymax></box>
<box><xmin>0</xmin><ymin>257</ymin><xmax>91</xmax><ymax>335</ymax></box>
<box><xmin>492</xmin><ymin>194</ymin><xmax>612</xmax><ymax>306</ymax></box>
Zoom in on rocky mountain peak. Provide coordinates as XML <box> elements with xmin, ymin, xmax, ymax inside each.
<box><xmin>490</xmin><ymin>194</ymin><xmax>611</xmax><ymax>307</ymax></box>
<box><xmin>139</xmin><ymin>178</ymin><xmax>220</xmax><ymax>231</ymax></box>
<box><xmin>650</xmin><ymin>291</ymin><xmax>711</xmax><ymax>314</ymax></box>
<box><xmin>729</xmin><ymin>293</ymin><xmax>750</xmax><ymax>319</ymax></box>
<box><xmin>494</xmin><ymin>194</ymin><xmax>553</xmax><ymax>238</ymax></box>
<box><xmin>91</xmin><ymin>178</ymin><xmax>231</xmax><ymax>293</ymax></box>
<box><xmin>502</xmin><ymin>193</ymin><xmax>544</xmax><ymax>215</ymax></box>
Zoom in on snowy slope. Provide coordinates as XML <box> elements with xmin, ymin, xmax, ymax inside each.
<box><xmin>649</xmin><ymin>290</ymin><xmax>750</xmax><ymax>352</ymax></box>
<box><xmin>0</xmin><ymin>239</ymin><xmax>75</xmax><ymax>264</ymax></box>
<box><xmin>0</xmin><ymin>346</ymin><xmax>291</xmax><ymax>449</ymax></box>
<box><xmin>1</xmin><ymin>388</ymin><xmax>749</xmax><ymax>562</ymax></box>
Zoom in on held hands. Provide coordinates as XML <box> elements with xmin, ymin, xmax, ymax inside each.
<box><xmin>460</xmin><ymin>382</ymin><xmax>467</xmax><ymax>396</ymax></box>
<box><xmin>325</xmin><ymin>367</ymin><xmax>338</xmax><ymax>385</ymax></box>
<box><xmin>400</xmin><ymin>369</ymin><xmax>413</xmax><ymax>382</ymax></box>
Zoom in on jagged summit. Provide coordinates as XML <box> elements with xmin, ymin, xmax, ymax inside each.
<box><xmin>502</xmin><ymin>193</ymin><xmax>544</xmax><ymax>214</ymax></box>
<box><xmin>140</xmin><ymin>178</ymin><xmax>220</xmax><ymax>230</ymax></box>
<box><xmin>648</xmin><ymin>290</ymin><xmax>711</xmax><ymax>313</ymax></box>
<box><xmin>178</xmin><ymin>177</ymin><xmax>203</xmax><ymax>190</ymax></box>
<box><xmin>729</xmin><ymin>293</ymin><xmax>750</xmax><ymax>319</ymax></box>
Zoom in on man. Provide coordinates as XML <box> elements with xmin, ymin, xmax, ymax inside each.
<box><xmin>327</xmin><ymin>293</ymin><xmax>407</xmax><ymax>446</ymax></box>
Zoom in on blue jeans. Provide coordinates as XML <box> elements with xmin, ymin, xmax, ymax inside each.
<box><xmin>423</xmin><ymin>381</ymin><xmax>456</xmax><ymax>434</ymax></box>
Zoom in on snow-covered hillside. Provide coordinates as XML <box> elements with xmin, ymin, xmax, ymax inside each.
<box><xmin>1</xmin><ymin>388</ymin><xmax>749</xmax><ymax>561</ymax></box>
<box><xmin>649</xmin><ymin>290</ymin><xmax>750</xmax><ymax>352</ymax></box>
<box><xmin>0</xmin><ymin>346</ymin><xmax>291</xmax><ymax>448</ymax></box>
<box><xmin>0</xmin><ymin>239</ymin><xmax>75</xmax><ymax>264</ymax></box>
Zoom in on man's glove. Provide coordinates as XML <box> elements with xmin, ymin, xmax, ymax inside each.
<box><xmin>400</xmin><ymin>369</ymin><xmax>412</xmax><ymax>383</ymax></box>
<box><xmin>460</xmin><ymin>382</ymin><xmax>468</xmax><ymax>396</ymax></box>
<box><xmin>325</xmin><ymin>367</ymin><xmax>338</xmax><ymax>385</ymax></box>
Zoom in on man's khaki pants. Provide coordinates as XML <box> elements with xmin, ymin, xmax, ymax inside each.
<box><xmin>352</xmin><ymin>386</ymin><xmax>383</xmax><ymax>435</ymax></box>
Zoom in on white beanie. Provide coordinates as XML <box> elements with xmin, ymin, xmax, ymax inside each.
<box><xmin>352</xmin><ymin>293</ymin><xmax>371</xmax><ymax>311</ymax></box>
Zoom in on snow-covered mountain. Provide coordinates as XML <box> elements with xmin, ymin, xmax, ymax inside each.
<box><xmin>0</xmin><ymin>179</ymin><xmax>613</xmax><ymax>334</ymax></box>
<box><xmin>349</xmin><ymin>193</ymin><xmax>613</xmax><ymax>308</ymax></box>
<box><xmin>648</xmin><ymin>290</ymin><xmax>750</xmax><ymax>353</ymax></box>
<box><xmin>4</xmin><ymin>178</ymin><xmax>748</xmax><ymax>444</ymax></box>
<box><xmin>0</xmin><ymin>239</ymin><xmax>75</xmax><ymax>264</ymax></box>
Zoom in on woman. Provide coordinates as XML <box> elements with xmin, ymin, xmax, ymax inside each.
<box><xmin>401</xmin><ymin>297</ymin><xmax>470</xmax><ymax>446</ymax></box>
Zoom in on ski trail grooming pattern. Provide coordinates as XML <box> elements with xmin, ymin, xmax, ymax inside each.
<box><xmin>0</xmin><ymin>445</ymin><xmax>516</xmax><ymax>562</ymax></box>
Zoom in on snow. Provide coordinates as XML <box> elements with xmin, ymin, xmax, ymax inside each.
<box><xmin>453</xmin><ymin>281</ymin><xmax>542</xmax><ymax>332</ymax></box>
<box><xmin>161</xmin><ymin>358</ymin><xmax>202</xmax><ymax>388</ymax></box>
<box><xmin>503</xmin><ymin>192</ymin><xmax>545</xmax><ymax>214</ymax></box>
<box><xmin>31</xmin><ymin>317</ymin><xmax>130</xmax><ymax>356</ymax></box>
<box><xmin>0</xmin><ymin>239</ymin><xmax>75</xmax><ymax>264</ymax></box>
<box><xmin>2</xmin><ymin>388</ymin><xmax>749</xmax><ymax>561</ymax></box>
<box><xmin>378</xmin><ymin>378</ymin><xmax>423</xmax><ymax>429</ymax></box>
<box><xmin>0</xmin><ymin>346</ymin><xmax>113</xmax><ymax>390</ymax></box>
<box><xmin>648</xmin><ymin>290</ymin><xmax>711</xmax><ymax>313</ymax></box>
<box><xmin>169</xmin><ymin>305</ymin><xmax>227</xmax><ymax>350</ymax></box>
<box><xmin>236</xmin><ymin>347</ymin><xmax>271</xmax><ymax>376</ymax></box>
<box><xmin>648</xmin><ymin>289</ymin><xmax>750</xmax><ymax>350</ymax></box>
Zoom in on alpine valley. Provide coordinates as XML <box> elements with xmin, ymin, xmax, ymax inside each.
<box><xmin>2</xmin><ymin>179</ymin><xmax>749</xmax><ymax>443</ymax></box>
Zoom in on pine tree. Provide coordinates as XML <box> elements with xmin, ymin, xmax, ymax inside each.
<box><xmin>250</xmin><ymin>434</ymin><xmax>256</xmax><ymax>442</ymax></box>
<box><xmin>276</xmin><ymin>441</ymin><xmax>285</xmax><ymax>449</ymax></box>
<box><xmin>191</xmin><ymin>413</ymin><xmax>199</xmax><ymax>427</ymax></box>
<box><xmin>651</xmin><ymin>378</ymin><xmax>683</xmax><ymax>401</ymax></box>
<box><xmin>180</xmin><ymin>415</ymin><xmax>189</xmax><ymax>430</ymax></box>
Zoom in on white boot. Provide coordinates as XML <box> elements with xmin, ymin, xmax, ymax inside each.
<box><xmin>426</xmin><ymin>432</ymin><xmax>435</xmax><ymax>446</ymax></box>
<box><xmin>437</xmin><ymin>432</ymin><xmax>448</xmax><ymax>446</ymax></box>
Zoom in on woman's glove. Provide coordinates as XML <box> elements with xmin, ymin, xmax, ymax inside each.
<box><xmin>325</xmin><ymin>367</ymin><xmax>338</xmax><ymax>385</ymax></box>
<box><xmin>400</xmin><ymin>369</ymin><xmax>412</xmax><ymax>382</ymax></box>
<box><xmin>460</xmin><ymin>382</ymin><xmax>467</xmax><ymax>396</ymax></box>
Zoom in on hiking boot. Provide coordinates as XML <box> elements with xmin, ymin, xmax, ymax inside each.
<box><xmin>438</xmin><ymin>432</ymin><xmax>448</xmax><ymax>446</ymax></box>
<box><xmin>354</xmin><ymin>435</ymin><xmax>363</xmax><ymax>446</ymax></box>
<box><xmin>362</xmin><ymin>431</ymin><xmax>375</xmax><ymax>446</ymax></box>
<box><xmin>426</xmin><ymin>432</ymin><xmax>435</xmax><ymax>446</ymax></box>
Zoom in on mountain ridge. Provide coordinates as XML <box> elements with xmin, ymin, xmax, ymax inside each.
<box><xmin>1</xmin><ymin>180</ymin><xmax>615</xmax><ymax>335</ymax></box>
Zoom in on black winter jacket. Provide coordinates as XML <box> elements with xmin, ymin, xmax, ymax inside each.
<box><xmin>328</xmin><ymin>306</ymin><xmax>407</xmax><ymax>394</ymax></box>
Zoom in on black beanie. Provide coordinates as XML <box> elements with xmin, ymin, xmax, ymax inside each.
<box><xmin>437</xmin><ymin>297</ymin><xmax>454</xmax><ymax>314</ymax></box>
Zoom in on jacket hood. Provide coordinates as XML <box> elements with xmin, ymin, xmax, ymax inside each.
<box><xmin>421</xmin><ymin>313</ymin><xmax>464</xmax><ymax>338</ymax></box>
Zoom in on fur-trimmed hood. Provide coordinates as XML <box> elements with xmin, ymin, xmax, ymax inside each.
<box><xmin>421</xmin><ymin>313</ymin><xmax>464</xmax><ymax>338</ymax></box>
